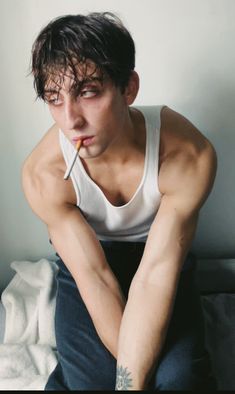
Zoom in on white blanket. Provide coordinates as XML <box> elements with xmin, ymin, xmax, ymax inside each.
<box><xmin>0</xmin><ymin>258</ymin><xmax>58</xmax><ymax>390</ymax></box>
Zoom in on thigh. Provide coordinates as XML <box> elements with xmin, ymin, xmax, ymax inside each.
<box><xmin>150</xmin><ymin>266</ymin><xmax>216</xmax><ymax>390</ymax></box>
<box><xmin>45</xmin><ymin>258</ymin><xmax>116</xmax><ymax>391</ymax></box>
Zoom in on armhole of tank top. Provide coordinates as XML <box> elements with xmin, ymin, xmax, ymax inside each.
<box><xmin>133</xmin><ymin>104</ymin><xmax>164</xmax><ymax>195</ymax></box>
<box><xmin>156</xmin><ymin>105</ymin><xmax>166</xmax><ymax>195</ymax></box>
<box><xmin>156</xmin><ymin>104</ymin><xmax>167</xmax><ymax>131</ymax></box>
<box><xmin>59</xmin><ymin>130</ymin><xmax>81</xmax><ymax>206</ymax></box>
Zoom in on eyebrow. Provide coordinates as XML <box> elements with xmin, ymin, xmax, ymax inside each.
<box><xmin>44</xmin><ymin>76</ymin><xmax>104</xmax><ymax>96</ymax></box>
<box><xmin>81</xmin><ymin>76</ymin><xmax>104</xmax><ymax>84</ymax></box>
<box><xmin>44</xmin><ymin>89</ymin><xmax>59</xmax><ymax>95</ymax></box>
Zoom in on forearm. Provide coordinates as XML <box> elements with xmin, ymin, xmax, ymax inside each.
<box><xmin>76</xmin><ymin>265</ymin><xmax>126</xmax><ymax>359</ymax></box>
<box><xmin>116</xmin><ymin>272</ymin><xmax>179</xmax><ymax>390</ymax></box>
<box><xmin>49</xmin><ymin>214</ymin><xmax>126</xmax><ymax>359</ymax></box>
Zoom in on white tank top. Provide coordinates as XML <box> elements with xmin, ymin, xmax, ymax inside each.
<box><xmin>59</xmin><ymin>105</ymin><xmax>164</xmax><ymax>242</ymax></box>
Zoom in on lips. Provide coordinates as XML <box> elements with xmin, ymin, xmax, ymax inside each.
<box><xmin>72</xmin><ymin>136</ymin><xmax>92</xmax><ymax>142</ymax></box>
<box><xmin>82</xmin><ymin>136</ymin><xmax>94</xmax><ymax>146</ymax></box>
<box><xmin>72</xmin><ymin>136</ymin><xmax>94</xmax><ymax>146</ymax></box>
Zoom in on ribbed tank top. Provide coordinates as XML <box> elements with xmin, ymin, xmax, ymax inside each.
<box><xmin>59</xmin><ymin>105</ymin><xmax>164</xmax><ymax>242</ymax></box>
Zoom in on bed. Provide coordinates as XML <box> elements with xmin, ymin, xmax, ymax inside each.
<box><xmin>0</xmin><ymin>256</ymin><xmax>235</xmax><ymax>390</ymax></box>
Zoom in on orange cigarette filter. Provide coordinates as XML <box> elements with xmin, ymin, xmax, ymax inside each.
<box><xmin>76</xmin><ymin>139</ymin><xmax>82</xmax><ymax>150</ymax></box>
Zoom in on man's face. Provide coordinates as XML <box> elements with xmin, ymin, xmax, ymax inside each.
<box><xmin>44</xmin><ymin>61</ymin><xmax>129</xmax><ymax>160</ymax></box>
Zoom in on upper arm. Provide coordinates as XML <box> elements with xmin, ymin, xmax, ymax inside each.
<box><xmin>137</xmin><ymin>141</ymin><xmax>217</xmax><ymax>281</ymax></box>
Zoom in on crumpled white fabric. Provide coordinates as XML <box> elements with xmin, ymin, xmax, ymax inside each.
<box><xmin>0</xmin><ymin>258</ymin><xmax>59</xmax><ymax>390</ymax></box>
<box><xmin>0</xmin><ymin>343</ymin><xmax>57</xmax><ymax>390</ymax></box>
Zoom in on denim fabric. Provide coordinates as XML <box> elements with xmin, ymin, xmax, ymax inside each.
<box><xmin>45</xmin><ymin>241</ymin><xmax>216</xmax><ymax>391</ymax></box>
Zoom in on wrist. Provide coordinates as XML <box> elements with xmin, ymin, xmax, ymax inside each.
<box><xmin>115</xmin><ymin>364</ymin><xmax>147</xmax><ymax>391</ymax></box>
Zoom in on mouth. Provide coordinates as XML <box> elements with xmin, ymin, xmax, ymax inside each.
<box><xmin>72</xmin><ymin>136</ymin><xmax>94</xmax><ymax>147</ymax></box>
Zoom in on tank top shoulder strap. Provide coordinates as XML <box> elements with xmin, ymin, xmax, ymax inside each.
<box><xmin>133</xmin><ymin>105</ymin><xmax>165</xmax><ymax>197</ymax></box>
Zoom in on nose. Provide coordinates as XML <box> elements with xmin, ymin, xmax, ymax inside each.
<box><xmin>63</xmin><ymin>99</ymin><xmax>85</xmax><ymax>131</ymax></box>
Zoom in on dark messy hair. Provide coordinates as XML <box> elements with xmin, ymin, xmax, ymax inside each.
<box><xmin>31</xmin><ymin>12</ymin><xmax>135</xmax><ymax>100</ymax></box>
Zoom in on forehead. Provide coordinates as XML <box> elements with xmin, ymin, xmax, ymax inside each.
<box><xmin>44</xmin><ymin>59</ymin><xmax>103</xmax><ymax>92</ymax></box>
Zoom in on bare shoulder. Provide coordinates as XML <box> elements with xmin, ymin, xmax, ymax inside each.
<box><xmin>159</xmin><ymin>106</ymin><xmax>217</xmax><ymax>211</ymax></box>
<box><xmin>159</xmin><ymin>106</ymin><xmax>216</xmax><ymax>158</ymax></box>
<box><xmin>21</xmin><ymin>123</ymin><xmax>77</xmax><ymax>224</ymax></box>
<box><xmin>22</xmin><ymin>123</ymin><xmax>61</xmax><ymax>169</ymax></box>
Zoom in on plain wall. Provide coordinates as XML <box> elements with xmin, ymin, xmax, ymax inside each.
<box><xmin>1</xmin><ymin>0</ymin><xmax>235</xmax><ymax>291</ymax></box>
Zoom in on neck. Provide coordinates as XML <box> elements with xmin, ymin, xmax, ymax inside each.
<box><xmin>101</xmin><ymin>107</ymin><xmax>145</xmax><ymax>166</ymax></box>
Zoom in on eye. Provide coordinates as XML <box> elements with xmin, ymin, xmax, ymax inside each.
<box><xmin>46</xmin><ymin>97</ymin><xmax>63</xmax><ymax>106</ymax></box>
<box><xmin>80</xmin><ymin>88</ymin><xmax>99</xmax><ymax>98</ymax></box>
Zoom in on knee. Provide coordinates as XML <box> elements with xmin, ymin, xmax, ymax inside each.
<box><xmin>154</xmin><ymin>353</ymin><xmax>215</xmax><ymax>390</ymax></box>
<box><xmin>45</xmin><ymin>360</ymin><xmax>116</xmax><ymax>391</ymax></box>
<box><xmin>65</xmin><ymin>366</ymin><xmax>116</xmax><ymax>390</ymax></box>
<box><xmin>61</xmin><ymin>353</ymin><xmax>116</xmax><ymax>390</ymax></box>
<box><xmin>155</xmin><ymin>362</ymin><xmax>194</xmax><ymax>390</ymax></box>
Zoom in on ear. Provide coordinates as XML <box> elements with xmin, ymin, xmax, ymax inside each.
<box><xmin>123</xmin><ymin>71</ymin><xmax>139</xmax><ymax>105</ymax></box>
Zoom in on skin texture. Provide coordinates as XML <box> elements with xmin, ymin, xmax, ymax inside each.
<box><xmin>22</xmin><ymin>66</ymin><xmax>217</xmax><ymax>390</ymax></box>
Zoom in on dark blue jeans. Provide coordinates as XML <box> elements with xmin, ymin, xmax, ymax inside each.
<box><xmin>45</xmin><ymin>241</ymin><xmax>216</xmax><ymax>390</ymax></box>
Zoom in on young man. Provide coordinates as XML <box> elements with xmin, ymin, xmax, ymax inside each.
<box><xmin>22</xmin><ymin>12</ymin><xmax>217</xmax><ymax>390</ymax></box>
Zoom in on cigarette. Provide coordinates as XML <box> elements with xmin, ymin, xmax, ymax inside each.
<box><xmin>64</xmin><ymin>140</ymin><xmax>82</xmax><ymax>180</ymax></box>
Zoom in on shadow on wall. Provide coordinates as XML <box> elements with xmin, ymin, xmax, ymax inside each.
<box><xmin>188</xmin><ymin>72</ymin><xmax>235</xmax><ymax>258</ymax></box>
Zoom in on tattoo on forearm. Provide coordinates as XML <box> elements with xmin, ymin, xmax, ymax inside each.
<box><xmin>115</xmin><ymin>365</ymin><xmax>133</xmax><ymax>390</ymax></box>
